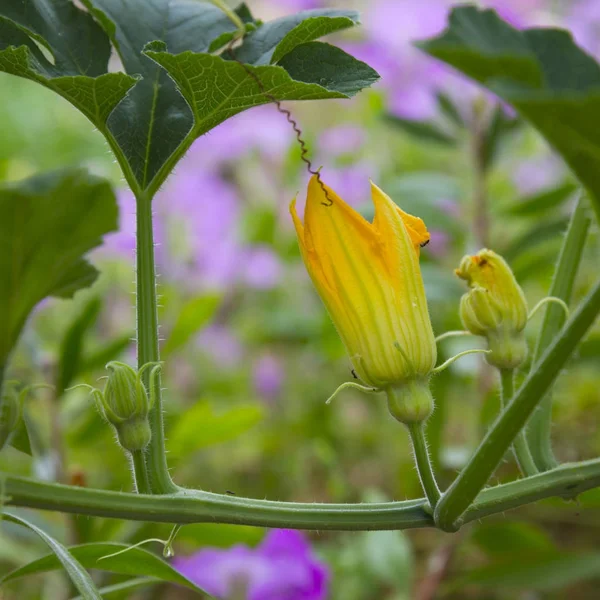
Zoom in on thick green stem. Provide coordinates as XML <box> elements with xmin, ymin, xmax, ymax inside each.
<box><xmin>527</xmin><ymin>196</ymin><xmax>591</xmax><ymax>471</ymax></box>
<box><xmin>131</xmin><ymin>450</ymin><xmax>151</xmax><ymax>494</ymax></box>
<box><xmin>5</xmin><ymin>457</ymin><xmax>600</xmax><ymax>529</ymax></box>
<box><xmin>135</xmin><ymin>195</ymin><xmax>175</xmax><ymax>494</ymax></box>
<box><xmin>407</xmin><ymin>422</ymin><xmax>441</xmax><ymax>508</ymax></box>
<box><xmin>3</xmin><ymin>474</ymin><xmax>430</xmax><ymax>530</ymax></box>
<box><xmin>500</xmin><ymin>369</ymin><xmax>538</xmax><ymax>477</ymax></box>
<box><xmin>434</xmin><ymin>279</ymin><xmax>600</xmax><ymax>532</ymax></box>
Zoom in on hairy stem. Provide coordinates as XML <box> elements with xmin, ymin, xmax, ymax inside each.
<box><xmin>408</xmin><ymin>422</ymin><xmax>441</xmax><ymax>508</ymax></box>
<box><xmin>5</xmin><ymin>457</ymin><xmax>600</xmax><ymax>529</ymax></box>
<box><xmin>434</xmin><ymin>279</ymin><xmax>600</xmax><ymax>531</ymax></box>
<box><xmin>500</xmin><ymin>369</ymin><xmax>538</xmax><ymax>477</ymax></box>
<box><xmin>135</xmin><ymin>195</ymin><xmax>175</xmax><ymax>494</ymax></box>
<box><xmin>131</xmin><ymin>450</ymin><xmax>151</xmax><ymax>495</ymax></box>
<box><xmin>527</xmin><ymin>195</ymin><xmax>591</xmax><ymax>471</ymax></box>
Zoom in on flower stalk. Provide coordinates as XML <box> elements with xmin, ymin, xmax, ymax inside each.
<box><xmin>407</xmin><ymin>422</ymin><xmax>441</xmax><ymax>509</ymax></box>
<box><xmin>499</xmin><ymin>369</ymin><xmax>538</xmax><ymax>477</ymax></box>
<box><xmin>135</xmin><ymin>194</ymin><xmax>176</xmax><ymax>494</ymax></box>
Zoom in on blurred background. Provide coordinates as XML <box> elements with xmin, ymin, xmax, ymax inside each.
<box><xmin>1</xmin><ymin>0</ymin><xmax>600</xmax><ymax>598</ymax></box>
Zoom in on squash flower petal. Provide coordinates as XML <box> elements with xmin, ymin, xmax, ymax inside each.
<box><xmin>290</xmin><ymin>175</ymin><xmax>436</xmax><ymax>389</ymax></box>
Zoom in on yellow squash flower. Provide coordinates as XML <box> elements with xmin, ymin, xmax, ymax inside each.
<box><xmin>291</xmin><ymin>175</ymin><xmax>437</xmax><ymax>423</ymax></box>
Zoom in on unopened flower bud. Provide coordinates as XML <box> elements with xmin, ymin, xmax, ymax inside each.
<box><xmin>89</xmin><ymin>361</ymin><xmax>160</xmax><ymax>453</ymax></box>
<box><xmin>456</xmin><ymin>249</ymin><xmax>528</xmax><ymax>369</ymax></box>
<box><xmin>0</xmin><ymin>388</ymin><xmax>21</xmax><ymax>451</ymax></box>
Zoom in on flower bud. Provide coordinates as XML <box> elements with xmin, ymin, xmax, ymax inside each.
<box><xmin>95</xmin><ymin>361</ymin><xmax>156</xmax><ymax>452</ymax></box>
<box><xmin>455</xmin><ymin>249</ymin><xmax>528</xmax><ymax>369</ymax></box>
<box><xmin>386</xmin><ymin>378</ymin><xmax>434</xmax><ymax>424</ymax></box>
<box><xmin>0</xmin><ymin>388</ymin><xmax>21</xmax><ymax>451</ymax></box>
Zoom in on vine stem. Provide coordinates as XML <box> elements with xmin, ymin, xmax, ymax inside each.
<box><xmin>408</xmin><ymin>422</ymin><xmax>441</xmax><ymax>508</ymax></box>
<box><xmin>434</xmin><ymin>279</ymin><xmax>600</xmax><ymax>531</ymax></box>
<box><xmin>527</xmin><ymin>195</ymin><xmax>591</xmax><ymax>471</ymax></box>
<box><xmin>131</xmin><ymin>451</ymin><xmax>151</xmax><ymax>495</ymax></box>
<box><xmin>135</xmin><ymin>194</ymin><xmax>176</xmax><ymax>494</ymax></box>
<box><xmin>5</xmin><ymin>457</ymin><xmax>600</xmax><ymax>529</ymax></box>
<box><xmin>499</xmin><ymin>369</ymin><xmax>538</xmax><ymax>477</ymax></box>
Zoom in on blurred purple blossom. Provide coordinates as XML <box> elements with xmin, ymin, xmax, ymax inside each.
<box><xmin>197</xmin><ymin>324</ymin><xmax>243</xmax><ymax>369</ymax></box>
<box><xmin>188</xmin><ymin>106</ymin><xmax>293</xmax><ymax>168</ymax></box>
<box><xmin>99</xmin><ymin>188</ymin><xmax>169</xmax><ymax>269</ymax></box>
<box><xmin>253</xmin><ymin>354</ymin><xmax>285</xmax><ymax>401</ymax></box>
<box><xmin>174</xmin><ymin>529</ymin><xmax>328</xmax><ymax>600</ymax></box>
<box><xmin>567</xmin><ymin>0</ymin><xmax>600</xmax><ymax>58</ymax></box>
<box><xmin>319</xmin><ymin>125</ymin><xmax>366</xmax><ymax>156</ymax></box>
<box><xmin>350</xmin><ymin>0</ymin><xmax>547</xmax><ymax>121</ymax></box>
<box><xmin>100</xmin><ymin>189</ymin><xmax>136</xmax><ymax>257</ymax></box>
<box><xmin>427</xmin><ymin>229</ymin><xmax>451</xmax><ymax>258</ymax></box>
<box><xmin>243</xmin><ymin>247</ymin><xmax>283</xmax><ymax>290</ymax></box>
<box><xmin>512</xmin><ymin>154</ymin><xmax>565</xmax><ymax>196</ymax></box>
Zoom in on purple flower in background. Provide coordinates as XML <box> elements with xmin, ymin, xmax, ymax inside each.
<box><xmin>427</xmin><ymin>229</ymin><xmax>451</xmax><ymax>258</ymax></box>
<box><xmin>100</xmin><ymin>188</ymin><xmax>166</xmax><ymax>265</ymax></box>
<box><xmin>253</xmin><ymin>354</ymin><xmax>285</xmax><ymax>401</ymax></box>
<box><xmin>174</xmin><ymin>529</ymin><xmax>329</xmax><ymax>600</ymax></box>
<box><xmin>188</xmin><ymin>106</ymin><xmax>293</xmax><ymax>168</ymax></box>
<box><xmin>512</xmin><ymin>154</ymin><xmax>565</xmax><ymax>196</ymax></box>
<box><xmin>101</xmin><ymin>189</ymin><xmax>136</xmax><ymax>257</ymax></box>
<box><xmin>350</xmin><ymin>0</ymin><xmax>546</xmax><ymax>121</ymax></box>
<box><xmin>243</xmin><ymin>247</ymin><xmax>283</xmax><ymax>290</ymax></box>
<box><xmin>318</xmin><ymin>125</ymin><xmax>366</xmax><ymax>157</ymax></box>
<box><xmin>567</xmin><ymin>0</ymin><xmax>600</xmax><ymax>58</ymax></box>
<box><xmin>197</xmin><ymin>325</ymin><xmax>244</xmax><ymax>370</ymax></box>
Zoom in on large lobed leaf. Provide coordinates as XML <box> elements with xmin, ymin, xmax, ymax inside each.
<box><xmin>0</xmin><ymin>169</ymin><xmax>118</xmax><ymax>372</ymax></box>
<box><xmin>0</xmin><ymin>2</ymin><xmax>138</xmax><ymax>136</ymax></box>
<box><xmin>145</xmin><ymin>40</ymin><xmax>378</xmax><ymax>141</ymax></box>
<box><xmin>0</xmin><ymin>1</ymin><xmax>377</xmax><ymax>191</ymax></box>
<box><xmin>417</xmin><ymin>5</ymin><xmax>600</xmax><ymax>221</ymax></box>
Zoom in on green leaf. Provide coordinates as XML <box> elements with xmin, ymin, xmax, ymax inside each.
<box><xmin>470</xmin><ymin>521</ymin><xmax>555</xmax><ymax>558</ymax></box>
<box><xmin>0</xmin><ymin>169</ymin><xmax>118</xmax><ymax>373</ymax></box>
<box><xmin>481</xmin><ymin>104</ymin><xmax>521</xmax><ymax>171</ymax></box>
<box><xmin>0</xmin><ymin>542</ymin><xmax>209</xmax><ymax>595</ymax></box>
<box><xmin>450</xmin><ymin>552</ymin><xmax>600</xmax><ymax>592</ymax></box>
<box><xmin>0</xmin><ymin>3</ymin><xmax>375</xmax><ymax>193</ymax></box>
<box><xmin>417</xmin><ymin>5</ymin><xmax>600</xmax><ymax>221</ymax></box>
<box><xmin>0</xmin><ymin>4</ymin><xmax>137</xmax><ymax>132</ymax></box>
<box><xmin>168</xmin><ymin>401</ymin><xmax>263</xmax><ymax>460</ymax></box>
<box><xmin>81</xmin><ymin>0</ymin><xmax>253</xmax><ymax>189</ymax></box>
<box><xmin>79</xmin><ymin>334</ymin><xmax>133</xmax><ymax>375</ymax></box>
<box><xmin>506</xmin><ymin>182</ymin><xmax>578</xmax><ymax>216</ymax></box>
<box><xmin>502</xmin><ymin>217</ymin><xmax>568</xmax><ymax>261</ymax></box>
<box><xmin>163</xmin><ymin>295</ymin><xmax>221</xmax><ymax>356</ymax></box>
<box><xmin>436</xmin><ymin>91</ymin><xmax>464</xmax><ymax>126</ymax></box>
<box><xmin>361</xmin><ymin>530</ymin><xmax>413</xmax><ymax>588</ymax></box>
<box><xmin>71</xmin><ymin>577</ymin><xmax>157</xmax><ymax>600</ymax></box>
<box><xmin>56</xmin><ymin>297</ymin><xmax>102</xmax><ymax>396</ymax></box>
<box><xmin>1</xmin><ymin>512</ymin><xmax>102</xmax><ymax>599</ymax></box>
<box><xmin>385</xmin><ymin>114</ymin><xmax>456</xmax><ymax>146</ymax></box>
<box><xmin>578</xmin><ymin>335</ymin><xmax>600</xmax><ymax>364</ymax></box>
<box><xmin>230</xmin><ymin>9</ymin><xmax>359</xmax><ymax>65</ymax></box>
<box><xmin>277</xmin><ymin>42</ymin><xmax>379</xmax><ymax>96</ymax></box>
<box><xmin>146</xmin><ymin>42</ymin><xmax>377</xmax><ymax>145</ymax></box>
